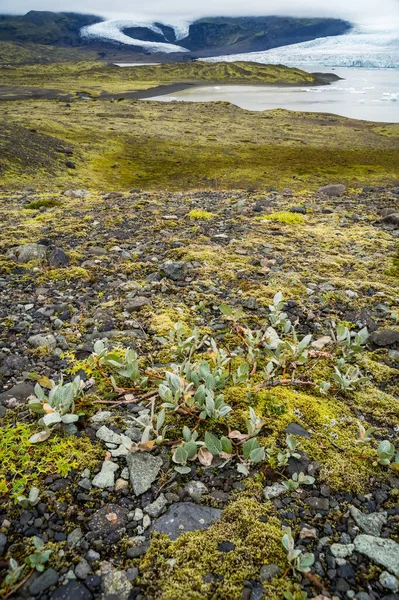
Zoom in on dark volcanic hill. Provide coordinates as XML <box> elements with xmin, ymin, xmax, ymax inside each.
<box><xmin>0</xmin><ymin>11</ymin><xmax>102</xmax><ymax>46</ymax></box>
<box><xmin>0</xmin><ymin>11</ymin><xmax>351</xmax><ymax>57</ymax></box>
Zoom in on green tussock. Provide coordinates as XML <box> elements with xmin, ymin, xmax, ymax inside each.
<box><xmin>188</xmin><ymin>209</ymin><xmax>216</xmax><ymax>220</ymax></box>
<box><xmin>263</xmin><ymin>211</ymin><xmax>305</xmax><ymax>224</ymax></box>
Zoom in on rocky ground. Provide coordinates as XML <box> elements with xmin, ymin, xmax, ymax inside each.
<box><xmin>0</xmin><ymin>184</ymin><xmax>398</xmax><ymax>600</ymax></box>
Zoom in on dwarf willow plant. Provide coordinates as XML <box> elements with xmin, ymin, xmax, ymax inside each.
<box><xmin>28</xmin><ymin>376</ymin><xmax>83</xmax><ymax>443</ymax></box>
<box><xmin>89</xmin><ymin>340</ymin><xmax>148</xmax><ymax>390</ymax></box>
<box><xmin>282</xmin><ymin>527</ymin><xmax>315</xmax><ymax>574</ymax></box>
<box><xmin>158</xmin><ymin>359</ymin><xmax>232</xmax><ymax>420</ymax></box>
<box><xmin>1</xmin><ymin>537</ymin><xmax>51</xmax><ymax>596</ymax></box>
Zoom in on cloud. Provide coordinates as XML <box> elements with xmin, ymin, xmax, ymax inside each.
<box><xmin>1</xmin><ymin>0</ymin><xmax>399</xmax><ymax>29</ymax></box>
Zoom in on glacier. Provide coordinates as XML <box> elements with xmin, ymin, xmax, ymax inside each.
<box><xmin>81</xmin><ymin>20</ymin><xmax>190</xmax><ymax>53</ymax></box>
<box><xmin>203</xmin><ymin>25</ymin><xmax>399</xmax><ymax>69</ymax></box>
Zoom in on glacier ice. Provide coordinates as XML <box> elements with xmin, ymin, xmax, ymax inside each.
<box><xmin>203</xmin><ymin>25</ymin><xmax>399</xmax><ymax>69</ymax></box>
<box><xmin>81</xmin><ymin>20</ymin><xmax>190</xmax><ymax>53</ymax></box>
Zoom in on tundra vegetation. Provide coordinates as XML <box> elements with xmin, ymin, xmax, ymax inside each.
<box><xmin>0</xmin><ymin>56</ymin><xmax>398</xmax><ymax>600</ymax></box>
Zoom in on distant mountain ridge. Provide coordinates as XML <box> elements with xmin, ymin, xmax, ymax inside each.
<box><xmin>0</xmin><ymin>11</ymin><xmax>351</xmax><ymax>56</ymax></box>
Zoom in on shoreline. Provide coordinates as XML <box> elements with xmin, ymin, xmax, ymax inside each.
<box><xmin>0</xmin><ymin>74</ymin><xmax>340</xmax><ymax>102</ymax></box>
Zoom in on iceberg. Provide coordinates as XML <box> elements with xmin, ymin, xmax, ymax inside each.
<box><xmin>203</xmin><ymin>25</ymin><xmax>399</xmax><ymax>69</ymax></box>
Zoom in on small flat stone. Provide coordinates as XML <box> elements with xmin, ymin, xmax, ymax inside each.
<box><xmin>28</xmin><ymin>334</ymin><xmax>57</xmax><ymax>350</ymax></box>
<box><xmin>50</xmin><ymin>581</ymin><xmax>93</xmax><ymax>600</ymax></box>
<box><xmin>103</xmin><ymin>570</ymin><xmax>132</xmax><ymax>600</ymax></box>
<box><xmin>369</xmin><ymin>330</ymin><xmax>399</xmax><ymax>347</ymax></box>
<box><xmin>124</xmin><ymin>296</ymin><xmax>152</xmax><ymax>312</ymax></box>
<box><xmin>144</xmin><ymin>494</ymin><xmax>168</xmax><ymax>518</ymax></box>
<box><xmin>331</xmin><ymin>543</ymin><xmax>355</xmax><ymax>558</ymax></box>
<box><xmin>218</xmin><ymin>541</ymin><xmax>235</xmax><ymax>552</ymax></box>
<box><xmin>354</xmin><ymin>535</ymin><xmax>399</xmax><ymax>576</ymax></box>
<box><xmin>96</xmin><ymin>425</ymin><xmax>122</xmax><ymax>445</ymax></box>
<box><xmin>350</xmin><ymin>505</ymin><xmax>387</xmax><ymax>536</ymax></box>
<box><xmin>151</xmin><ymin>502</ymin><xmax>222</xmax><ymax>541</ymax></box>
<box><xmin>126</xmin><ymin>453</ymin><xmax>163</xmax><ymax>496</ymax></box>
<box><xmin>284</xmin><ymin>423</ymin><xmax>311</xmax><ymax>439</ymax></box>
<box><xmin>259</xmin><ymin>564</ymin><xmax>281</xmax><ymax>582</ymax></box>
<box><xmin>263</xmin><ymin>483</ymin><xmax>286</xmax><ymax>500</ymax></box>
<box><xmin>29</xmin><ymin>568</ymin><xmax>59</xmax><ymax>595</ymax></box>
<box><xmin>88</xmin><ymin>504</ymin><xmax>128</xmax><ymax>535</ymax></box>
<box><xmin>184</xmin><ymin>481</ymin><xmax>208</xmax><ymax>502</ymax></box>
<box><xmin>318</xmin><ymin>184</ymin><xmax>346</xmax><ymax>197</ymax></box>
<box><xmin>306</xmin><ymin>497</ymin><xmax>329</xmax><ymax>511</ymax></box>
<box><xmin>92</xmin><ymin>461</ymin><xmax>118</xmax><ymax>489</ymax></box>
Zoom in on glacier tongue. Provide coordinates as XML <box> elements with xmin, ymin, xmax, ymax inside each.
<box><xmin>81</xmin><ymin>20</ymin><xmax>190</xmax><ymax>53</ymax></box>
<box><xmin>203</xmin><ymin>25</ymin><xmax>399</xmax><ymax>69</ymax></box>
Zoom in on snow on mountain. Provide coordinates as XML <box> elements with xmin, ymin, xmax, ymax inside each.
<box><xmin>81</xmin><ymin>20</ymin><xmax>190</xmax><ymax>53</ymax></box>
<box><xmin>203</xmin><ymin>25</ymin><xmax>399</xmax><ymax>68</ymax></box>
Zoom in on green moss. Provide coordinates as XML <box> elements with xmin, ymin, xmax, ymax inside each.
<box><xmin>0</xmin><ymin>421</ymin><xmax>103</xmax><ymax>500</ymax></box>
<box><xmin>188</xmin><ymin>209</ymin><xmax>215</xmax><ymax>220</ymax></box>
<box><xmin>263</xmin><ymin>212</ymin><xmax>305</xmax><ymax>225</ymax></box>
<box><xmin>38</xmin><ymin>266</ymin><xmax>90</xmax><ymax>282</ymax></box>
<box><xmin>139</xmin><ymin>497</ymin><xmax>288</xmax><ymax>600</ymax></box>
<box><xmin>26</xmin><ymin>197</ymin><xmax>61</xmax><ymax>210</ymax></box>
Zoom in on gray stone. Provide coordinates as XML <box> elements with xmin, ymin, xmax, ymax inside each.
<box><xmin>151</xmin><ymin>502</ymin><xmax>222</xmax><ymax>541</ymax></box>
<box><xmin>86</xmin><ymin>246</ymin><xmax>108</xmax><ymax>256</ymax></box>
<box><xmin>103</xmin><ymin>570</ymin><xmax>132</xmax><ymax>600</ymax></box>
<box><xmin>350</xmin><ymin>505</ymin><xmax>387</xmax><ymax>536</ymax></box>
<box><xmin>16</xmin><ymin>243</ymin><xmax>47</xmax><ymax>264</ymax></box>
<box><xmin>126</xmin><ymin>453</ymin><xmax>163</xmax><ymax>496</ymax></box>
<box><xmin>50</xmin><ymin>581</ymin><xmax>93</xmax><ymax>600</ymax></box>
<box><xmin>284</xmin><ymin>423</ymin><xmax>311</xmax><ymax>439</ymax></box>
<box><xmin>306</xmin><ymin>497</ymin><xmax>329</xmax><ymax>511</ymax></box>
<box><xmin>49</xmin><ymin>248</ymin><xmax>69</xmax><ymax>268</ymax></box>
<box><xmin>96</xmin><ymin>425</ymin><xmax>122</xmax><ymax>445</ymax></box>
<box><xmin>285</xmin><ymin>451</ymin><xmax>310</xmax><ymax>477</ymax></box>
<box><xmin>124</xmin><ymin>427</ymin><xmax>142</xmax><ymax>442</ymax></box>
<box><xmin>29</xmin><ymin>568</ymin><xmax>59</xmax><ymax>595</ymax></box>
<box><xmin>125</xmin><ymin>296</ymin><xmax>152</xmax><ymax>312</ymax></box>
<box><xmin>354</xmin><ymin>534</ymin><xmax>399</xmax><ymax>576</ymax></box>
<box><xmin>331</xmin><ymin>543</ymin><xmax>355</xmax><ymax>558</ymax></box>
<box><xmin>67</xmin><ymin>527</ymin><xmax>83</xmax><ymax>547</ymax></box>
<box><xmin>144</xmin><ymin>493</ymin><xmax>168</xmax><ymax>518</ymax></box>
<box><xmin>89</xmin><ymin>411</ymin><xmax>112</xmax><ymax>427</ymax></box>
<box><xmin>126</xmin><ymin>567</ymin><xmax>139</xmax><ymax>582</ymax></box>
<box><xmin>379</xmin><ymin>571</ymin><xmax>398</xmax><ymax>591</ymax></box>
<box><xmin>28</xmin><ymin>334</ymin><xmax>57</xmax><ymax>350</ymax></box>
<box><xmin>75</xmin><ymin>559</ymin><xmax>91</xmax><ymax>580</ymax></box>
<box><xmin>88</xmin><ymin>504</ymin><xmax>128</xmax><ymax>535</ymax></box>
<box><xmin>162</xmin><ymin>261</ymin><xmax>188</xmax><ymax>281</ymax></box>
<box><xmin>381</xmin><ymin>213</ymin><xmax>399</xmax><ymax>227</ymax></box>
<box><xmin>259</xmin><ymin>564</ymin><xmax>281</xmax><ymax>582</ymax></box>
<box><xmin>263</xmin><ymin>483</ymin><xmax>286</xmax><ymax>500</ymax></box>
<box><xmin>0</xmin><ymin>532</ymin><xmax>6</xmax><ymax>556</ymax></box>
<box><xmin>369</xmin><ymin>330</ymin><xmax>399</xmax><ymax>347</ymax></box>
<box><xmin>0</xmin><ymin>382</ymin><xmax>34</xmax><ymax>406</ymax></box>
<box><xmin>318</xmin><ymin>184</ymin><xmax>346</xmax><ymax>197</ymax></box>
<box><xmin>78</xmin><ymin>478</ymin><xmax>92</xmax><ymax>491</ymax></box>
<box><xmin>184</xmin><ymin>481</ymin><xmax>208</xmax><ymax>502</ymax></box>
<box><xmin>92</xmin><ymin>461</ymin><xmax>118</xmax><ymax>489</ymax></box>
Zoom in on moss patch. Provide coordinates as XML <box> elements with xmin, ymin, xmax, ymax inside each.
<box><xmin>140</xmin><ymin>497</ymin><xmax>288</xmax><ymax>600</ymax></box>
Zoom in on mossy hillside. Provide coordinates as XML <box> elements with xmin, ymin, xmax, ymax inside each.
<box><xmin>0</xmin><ymin>41</ymin><xmax>98</xmax><ymax>65</ymax></box>
<box><xmin>139</xmin><ymin>497</ymin><xmax>289</xmax><ymax>600</ymax></box>
<box><xmin>0</xmin><ymin>61</ymin><xmax>318</xmax><ymax>95</ymax></box>
<box><xmin>1</xmin><ymin>99</ymin><xmax>398</xmax><ymax>192</ymax></box>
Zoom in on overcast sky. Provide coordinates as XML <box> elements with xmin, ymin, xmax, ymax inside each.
<box><xmin>1</xmin><ymin>0</ymin><xmax>399</xmax><ymax>29</ymax></box>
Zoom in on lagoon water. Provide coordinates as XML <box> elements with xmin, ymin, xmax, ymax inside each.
<box><xmin>146</xmin><ymin>66</ymin><xmax>399</xmax><ymax>122</ymax></box>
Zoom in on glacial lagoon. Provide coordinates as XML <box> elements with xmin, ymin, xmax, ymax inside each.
<box><xmin>146</xmin><ymin>66</ymin><xmax>399</xmax><ymax>122</ymax></box>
